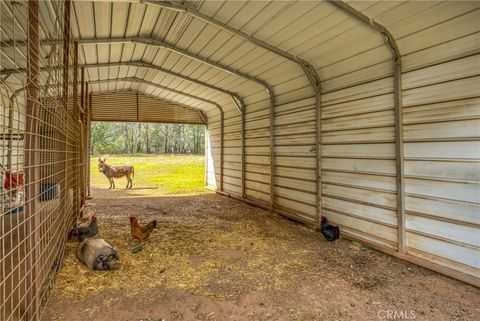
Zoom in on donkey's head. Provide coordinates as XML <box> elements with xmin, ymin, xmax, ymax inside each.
<box><xmin>98</xmin><ymin>158</ymin><xmax>107</xmax><ymax>173</ymax></box>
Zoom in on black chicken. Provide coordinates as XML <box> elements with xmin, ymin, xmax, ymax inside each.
<box><xmin>320</xmin><ymin>216</ymin><xmax>340</xmax><ymax>241</ymax></box>
<box><xmin>77</xmin><ymin>216</ymin><xmax>99</xmax><ymax>241</ymax></box>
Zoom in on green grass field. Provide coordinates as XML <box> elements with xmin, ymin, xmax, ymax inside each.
<box><xmin>90</xmin><ymin>154</ymin><xmax>207</xmax><ymax>198</ymax></box>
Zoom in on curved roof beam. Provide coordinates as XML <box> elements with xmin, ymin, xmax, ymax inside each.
<box><xmin>89</xmin><ymin>76</ymin><xmax>222</xmax><ymax>112</ymax></box>
<box><xmin>91</xmin><ymin>61</ymin><xmax>244</xmax><ymax>114</ymax></box>
<box><xmin>1</xmin><ymin>60</ymin><xmax>245</xmax><ymax>113</ymax></box>
<box><xmin>141</xmin><ymin>0</ymin><xmax>300</xmax><ymax>65</ymax></box>
<box><xmin>328</xmin><ymin>1</ymin><xmax>400</xmax><ymax>60</ymax></box>
<box><xmin>2</xmin><ymin>37</ymin><xmax>272</xmax><ymax>94</ymax></box>
<box><xmin>75</xmin><ymin>37</ymin><xmax>271</xmax><ymax>92</ymax></box>
<box><xmin>328</xmin><ymin>0</ymin><xmax>405</xmax><ymax>254</ymax></box>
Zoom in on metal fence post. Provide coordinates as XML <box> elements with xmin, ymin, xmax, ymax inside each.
<box><xmin>26</xmin><ymin>1</ymin><xmax>40</xmax><ymax>319</ymax></box>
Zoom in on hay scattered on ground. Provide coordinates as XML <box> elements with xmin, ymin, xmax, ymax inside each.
<box><xmin>46</xmin><ymin>194</ymin><xmax>480</xmax><ymax>321</ymax></box>
<box><xmin>56</xmin><ymin>195</ymin><xmax>320</xmax><ymax>300</ymax></box>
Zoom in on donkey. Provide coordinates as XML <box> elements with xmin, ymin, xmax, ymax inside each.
<box><xmin>98</xmin><ymin>158</ymin><xmax>134</xmax><ymax>189</ymax></box>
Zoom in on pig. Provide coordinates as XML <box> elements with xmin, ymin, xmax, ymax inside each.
<box><xmin>77</xmin><ymin>238</ymin><xmax>119</xmax><ymax>270</ymax></box>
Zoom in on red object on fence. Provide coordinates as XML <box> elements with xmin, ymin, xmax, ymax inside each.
<box><xmin>3</xmin><ymin>171</ymin><xmax>25</xmax><ymax>191</ymax></box>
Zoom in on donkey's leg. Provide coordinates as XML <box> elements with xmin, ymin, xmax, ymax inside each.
<box><xmin>108</xmin><ymin>178</ymin><xmax>112</xmax><ymax>189</ymax></box>
<box><xmin>125</xmin><ymin>175</ymin><xmax>129</xmax><ymax>189</ymax></box>
<box><xmin>113</xmin><ymin>179</ymin><xmax>116</xmax><ymax>189</ymax></box>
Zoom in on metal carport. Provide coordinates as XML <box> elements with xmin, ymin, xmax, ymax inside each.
<box><xmin>1</xmin><ymin>1</ymin><xmax>479</xmax><ymax>319</ymax></box>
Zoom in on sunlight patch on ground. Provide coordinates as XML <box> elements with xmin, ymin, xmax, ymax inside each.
<box><xmin>90</xmin><ymin>154</ymin><xmax>208</xmax><ymax>198</ymax></box>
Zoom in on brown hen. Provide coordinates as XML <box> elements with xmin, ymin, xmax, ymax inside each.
<box><xmin>129</xmin><ymin>216</ymin><xmax>157</xmax><ymax>242</ymax></box>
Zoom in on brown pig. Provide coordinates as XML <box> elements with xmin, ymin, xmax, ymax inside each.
<box><xmin>77</xmin><ymin>238</ymin><xmax>119</xmax><ymax>270</ymax></box>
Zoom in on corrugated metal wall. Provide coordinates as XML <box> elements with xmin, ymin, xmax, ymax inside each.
<box><xmin>202</xmin><ymin>1</ymin><xmax>480</xmax><ymax>285</ymax></box>
<box><xmin>91</xmin><ymin>90</ymin><xmax>205</xmax><ymax>124</ymax></box>
<box><xmin>392</xmin><ymin>6</ymin><xmax>480</xmax><ymax>282</ymax></box>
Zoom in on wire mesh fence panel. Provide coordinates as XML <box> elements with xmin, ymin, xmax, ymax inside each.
<box><xmin>0</xmin><ymin>1</ymin><xmax>84</xmax><ymax>320</ymax></box>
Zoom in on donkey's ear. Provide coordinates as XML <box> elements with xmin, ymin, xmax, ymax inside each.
<box><xmin>98</xmin><ymin>158</ymin><xmax>101</xmax><ymax>162</ymax></box>
<box><xmin>103</xmin><ymin>158</ymin><xmax>106</xmax><ymax>162</ymax></box>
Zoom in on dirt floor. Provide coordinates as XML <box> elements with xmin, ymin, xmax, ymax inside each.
<box><xmin>42</xmin><ymin>193</ymin><xmax>479</xmax><ymax>321</ymax></box>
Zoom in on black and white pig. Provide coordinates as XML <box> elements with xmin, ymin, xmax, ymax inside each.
<box><xmin>77</xmin><ymin>238</ymin><xmax>119</xmax><ymax>270</ymax></box>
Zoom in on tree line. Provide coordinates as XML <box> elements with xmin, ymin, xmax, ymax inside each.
<box><xmin>90</xmin><ymin>122</ymin><xmax>205</xmax><ymax>155</ymax></box>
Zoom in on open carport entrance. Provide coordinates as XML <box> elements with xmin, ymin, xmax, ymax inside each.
<box><xmin>86</xmin><ymin>90</ymin><xmax>208</xmax><ymax>198</ymax></box>
<box><xmin>89</xmin><ymin>120</ymin><xmax>206</xmax><ymax>197</ymax></box>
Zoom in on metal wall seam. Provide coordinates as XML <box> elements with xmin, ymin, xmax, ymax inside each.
<box><xmin>142</xmin><ymin>1</ymin><xmax>322</xmax><ymax>216</ymax></box>
<box><xmin>328</xmin><ymin>0</ymin><xmax>406</xmax><ymax>254</ymax></box>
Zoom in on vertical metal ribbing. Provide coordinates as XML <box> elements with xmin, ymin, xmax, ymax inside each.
<box><xmin>62</xmin><ymin>0</ymin><xmax>71</xmax><ymax>235</ymax></box>
<box><xmin>73</xmin><ymin>42</ymin><xmax>78</xmax><ymax>99</ymax></box>
<box><xmin>87</xmin><ymin>91</ymin><xmax>92</xmax><ymax>198</ymax></box>
<box><xmin>218</xmin><ymin>106</ymin><xmax>224</xmax><ymax>191</ymax></box>
<box><xmin>327</xmin><ymin>0</ymin><xmax>405</xmax><ymax>254</ymax></box>
<box><xmin>393</xmin><ymin>58</ymin><xmax>406</xmax><ymax>254</ymax></box>
<box><xmin>241</xmin><ymin>106</ymin><xmax>246</xmax><ymax>199</ymax></box>
<box><xmin>85</xmin><ymin>82</ymin><xmax>90</xmax><ymax>199</ymax></box>
<box><xmin>205</xmin><ymin>123</ymin><xmax>208</xmax><ymax>188</ymax></box>
<box><xmin>80</xmin><ymin>67</ymin><xmax>85</xmax><ymax>109</ymax></box>
<box><xmin>300</xmin><ymin>61</ymin><xmax>322</xmax><ymax>227</ymax></box>
<box><xmin>26</xmin><ymin>1</ymin><xmax>39</xmax><ymax>319</ymax></box>
<box><xmin>80</xmin><ymin>67</ymin><xmax>85</xmax><ymax>207</ymax></box>
<box><xmin>73</xmin><ymin>41</ymin><xmax>79</xmax><ymax>217</ymax></box>
<box><xmin>62</xmin><ymin>1</ymin><xmax>70</xmax><ymax>103</ymax></box>
<box><xmin>136</xmin><ymin>92</ymin><xmax>139</xmax><ymax>121</ymax></box>
<box><xmin>268</xmin><ymin>88</ymin><xmax>275</xmax><ymax>211</ymax></box>
<box><xmin>317</xmin><ymin>96</ymin><xmax>322</xmax><ymax>226</ymax></box>
<box><xmin>231</xmin><ymin>95</ymin><xmax>245</xmax><ymax>199</ymax></box>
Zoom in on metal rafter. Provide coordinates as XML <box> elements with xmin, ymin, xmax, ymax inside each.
<box><xmin>140</xmin><ymin>0</ymin><xmax>322</xmax><ymax>215</ymax></box>
<box><xmin>1</xmin><ymin>36</ymin><xmax>271</xmax><ymax>92</ymax></box>
<box><xmin>94</xmin><ymin>76</ymin><xmax>222</xmax><ymax>109</ymax></box>
<box><xmin>141</xmin><ymin>0</ymin><xmax>302</xmax><ymax>65</ymax></box>
<box><xmin>328</xmin><ymin>0</ymin><xmax>405</xmax><ymax>254</ymax></box>
<box><xmin>300</xmin><ymin>60</ymin><xmax>322</xmax><ymax>224</ymax></box>
<box><xmin>1</xmin><ymin>61</ymin><xmax>244</xmax><ymax>110</ymax></box>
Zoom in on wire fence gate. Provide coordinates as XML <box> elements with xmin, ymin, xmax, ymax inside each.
<box><xmin>0</xmin><ymin>1</ymin><xmax>90</xmax><ymax>320</ymax></box>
